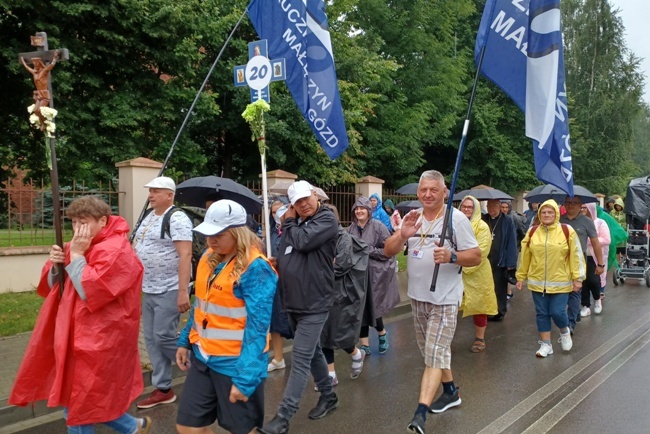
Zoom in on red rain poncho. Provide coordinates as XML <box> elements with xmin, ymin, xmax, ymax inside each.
<box><xmin>9</xmin><ymin>216</ymin><xmax>144</xmax><ymax>426</ymax></box>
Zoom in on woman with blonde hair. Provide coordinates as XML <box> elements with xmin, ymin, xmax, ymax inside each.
<box><xmin>176</xmin><ymin>200</ymin><xmax>278</xmax><ymax>434</ymax></box>
<box><xmin>458</xmin><ymin>196</ymin><xmax>498</xmax><ymax>352</ymax></box>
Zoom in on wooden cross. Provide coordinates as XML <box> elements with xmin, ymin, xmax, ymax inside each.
<box><xmin>18</xmin><ymin>32</ymin><xmax>69</xmax><ymax>297</ymax></box>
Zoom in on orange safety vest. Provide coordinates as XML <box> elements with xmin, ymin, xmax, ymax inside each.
<box><xmin>189</xmin><ymin>248</ymin><xmax>273</xmax><ymax>357</ymax></box>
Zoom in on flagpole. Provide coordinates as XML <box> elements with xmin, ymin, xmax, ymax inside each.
<box><xmin>430</xmin><ymin>46</ymin><xmax>486</xmax><ymax>292</ymax></box>
<box><xmin>130</xmin><ymin>7</ymin><xmax>249</xmax><ymax>242</ymax></box>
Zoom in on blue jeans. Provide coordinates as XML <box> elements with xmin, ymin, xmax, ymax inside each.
<box><xmin>567</xmin><ymin>290</ymin><xmax>582</xmax><ymax>329</ymax></box>
<box><xmin>277</xmin><ymin>311</ymin><xmax>331</xmax><ymax>420</ymax></box>
<box><xmin>64</xmin><ymin>408</ymin><xmax>139</xmax><ymax>434</ymax></box>
<box><xmin>531</xmin><ymin>291</ymin><xmax>570</xmax><ymax>333</ymax></box>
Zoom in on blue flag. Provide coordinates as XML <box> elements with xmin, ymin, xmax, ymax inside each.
<box><xmin>475</xmin><ymin>0</ymin><xmax>574</xmax><ymax>196</ymax></box>
<box><xmin>247</xmin><ymin>0</ymin><xmax>349</xmax><ymax>160</ymax></box>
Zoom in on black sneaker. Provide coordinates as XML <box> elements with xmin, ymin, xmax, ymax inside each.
<box><xmin>308</xmin><ymin>392</ymin><xmax>339</xmax><ymax>420</ymax></box>
<box><xmin>257</xmin><ymin>414</ymin><xmax>290</xmax><ymax>434</ymax></box>
<box><xmin>428</xmin><ymin>388</ymin><xmax>461</xmax><ymax>414</ymax></box>
<box><xmin>407</xmin><ymin>413</ymin><xmax>426</xmax><ymax>434</ymax></box>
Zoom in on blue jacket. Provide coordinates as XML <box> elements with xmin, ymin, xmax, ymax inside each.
<box><xmin>369</xmin><ymin>193</ymin><xmax>392</xmax><ymax>233</ymax></box>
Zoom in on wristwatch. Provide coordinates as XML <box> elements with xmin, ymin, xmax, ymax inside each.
<box><xmin>597</xmin><ymin>264</ymin><xmax>605</xmax><ymax>268</ymax></box>
<box><xmin>450</xmin><ymin>252</ymin><xmax>457</xmax><ymax>264</ymax></box>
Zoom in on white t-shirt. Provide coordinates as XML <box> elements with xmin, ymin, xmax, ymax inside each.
<box><xmin>134</xmin><ymin>206</ymin><xmax>193</xmax><ymax>294</ymax></box>
<box><xmin>407</xmin><ymin>208</ymin><xmax>478</xmax><ymax>305</ymax></box>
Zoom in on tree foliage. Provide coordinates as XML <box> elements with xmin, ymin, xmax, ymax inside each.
<box><xmin>0</xmin><ymin>0</ymin><xmax>646</xmax><ymax>196</ymax></box>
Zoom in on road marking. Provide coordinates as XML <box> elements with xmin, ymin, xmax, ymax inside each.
<box><xmin>477</xmin><ymin>317</ymin><xmax>650</xmax><ymax>434</ymax></box>
<box><xmin>522</xmin><ymin>327</ymin><xmax>650</xmax><ymax>434</ymax></box>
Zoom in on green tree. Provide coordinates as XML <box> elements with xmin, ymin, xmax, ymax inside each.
<box><xmin>562</xmin><ymin>0</ymin><xmax>644</xmax><ymax>194</ymax></box>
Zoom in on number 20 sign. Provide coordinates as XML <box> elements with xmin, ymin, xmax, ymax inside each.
<box><xmin>234</xmin><ymin>40</ymin><xmax>286</xmax><ymax>103</ymax></box>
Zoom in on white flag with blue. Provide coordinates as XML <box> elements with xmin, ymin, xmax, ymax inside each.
<box><xmin>248</xmin><ymin>0</ymin><xmax>349</xmax><ymax>160</ymax></box>
<box><xmin>475</xmin><ymin>0</ymin><xmax>574</xmax><ymax>196</ymax></box>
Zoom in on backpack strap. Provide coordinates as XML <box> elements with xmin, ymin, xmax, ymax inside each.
<box><xmin>160</xmin><ymin>206</ymin><xmax>185</xmax><ymax>239</ymax></box>
<box><xmin>526</xmin><ymin>225</ymin><xmax>540</xmax><ymax>247</ymax></box>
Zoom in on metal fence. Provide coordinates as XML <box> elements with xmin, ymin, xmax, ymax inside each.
<box><xmin>0</xmin><ymin>179</ymin><xmax>120</xmax><ymax>248</ymax></box>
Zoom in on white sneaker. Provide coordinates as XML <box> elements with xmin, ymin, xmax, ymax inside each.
<box><xmin>580</xmin><ymin>306</ymin><xmax>591</xmax><ymax>317</ymax></box>
<box><xmin>536</xmin><ymin>341</ymin><xmax>554</xmax><ymax>358</ymax></box>
<box><xmin>594</xmin><ymin>299</ymin><xmax>603</xmax><ymax>314</ymax></box>
<box><xmin>559</xmin><ymin>333</ymin><xmax>573</xmax><ymax>351</ymax></box>
<box><xmin>267</xmin><ymin>359</ymin><xmax>286</xmax><ymax>372</ymax></box>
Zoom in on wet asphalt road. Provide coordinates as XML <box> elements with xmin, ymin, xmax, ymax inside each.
<box><xmin>10</xmin><ymin>278</ymin><xmax>650</xmax><ymax>434</ymax></box>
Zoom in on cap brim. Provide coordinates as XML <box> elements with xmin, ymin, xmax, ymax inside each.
<box><xmin>289</xmin><ymin>191</ymin><xmax>312</xmax><ymax>205</ymax></box>
<box><xmin>143</xmin><ymin>183</ymin><xmax>175</xmax><ymax>191</ymax></box>
<box><xmin>193</xmin><ymin>222</ymin><xmax>246</xmax><ymax>236</ymax></box>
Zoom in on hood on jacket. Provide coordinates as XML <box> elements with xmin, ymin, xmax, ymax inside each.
<box><xmin>369</xmin><ymin>193</ymin><xmax>383</xmax><ymax>210</ymax></box>
<box><xmin>538</xmin><ymin>199</ymin><xmax>560</xmax><ymax>227</ymax></box>
<box><xmin>92</xmin><ymin>215</ymin><xmax>129</xmax><ymax>246</ymax></box>
<box><xmin>585</xmin><ymin>202</ymin><xmax>598</xmax><ymax>221</ymax></box>
<box><xmin>614</xmin><ymin>197</ymin><xmax>625</xmax><ymax>211</ymax></box>
<box><xmin>351</xmin><ymin>196</ymin><xmax>372</xmax><ymax>224</ymax></box>
<box><xmin>384</xmin><ymin>199</ymin><xmax>395</xmax><ymax>211</ymax></box>
<box><xmin>500</xmin><ymin>200</ymin><xmax>512</xmax><ymax>214</ymax></box>
<box><xmin>459</xmin><ymin>195</ymin><xmax>482</xmax><ymax>223</ymax></box>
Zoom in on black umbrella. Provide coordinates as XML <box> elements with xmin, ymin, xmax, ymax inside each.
<box><xmin>176</xmin><ymin>176</ymin><xmax>263</xmax><ymax>214</ymax></box>
<box><xmin>454</xmin><ymin>188</ymin><xmax>513</xmax><ymax>202</ymax></box>
<box><xmin>396</xmin><ymin>183</ymin><xmax>418</xmax><ymax>195</ymax></box>
<box><xmin>395</xmin><ymin>200</ymin><xmax>422</xmax><ymax>213</ymax></box>
<box><xmin>524</xmin><ymin>184</ymin><xmax>598</xmax><ymax>204</ymax></box>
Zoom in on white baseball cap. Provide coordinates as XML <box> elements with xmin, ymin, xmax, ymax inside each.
<box><xmin>287</xmin><ymin>180</ymin><xmax>314</xmax><ymax>205</ymax></box>
<box><xmin>194</xmin><ymin>199</ymin><xmax>247</xmax><ymax>236</ymax></box>
<box><xmin>144</xmin><ymin>176</ymin><xmax>176</xmax><ymax>192</ymax></box>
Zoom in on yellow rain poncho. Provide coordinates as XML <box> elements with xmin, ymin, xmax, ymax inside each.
<box><xmin>516</xmin><ymin>200</ymin><xmax>585</xmax><ymax>293</ymax></box>
<box><xmin>459</xmin><ymin>195</ymin><xmax>498</xmax><ymax>317</ymax></box>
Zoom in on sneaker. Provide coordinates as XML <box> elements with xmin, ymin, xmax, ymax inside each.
<box><xmin>559</xmin><ymin>333</ymin><xmax>573</xmax><ymax>352</ymax></box>
<box><xmin>136</xmin><ymin>416</ymin><xmax>152</xmax><ymax>434</ymax></box>
<box><xmin>136</xmin><ymin>389</ymin><xmax>176</xmax><ymax>409</ymax></box>
<box><xmin>594</xmin><ymin>299</ymin><xmax>603</xmax><ymax>314</ymax></box>
<box><xmin>580</xmin><ymin>306</ymin><xmax>591</xmax><ymax>317</ymax></box>
<box><xmin>258</xmin><ymin>414</ymin><xmax>290</xmax><ymax>434</ymax></box>
<box><xmin>268</xmin><ymin>359</ymin><xmax>286</xmax><ymax>372</ymax></box>
<box><xmin>314</xmin><ymin>375</ymin><xmax>338</xmax><ymax>392</ymax></box>
<box><xmin>507</xmin><ymin>292</ymin><xmax>514</xmax><ymax>301</ymax></box>
<box><xmin>359</xmin><ymin>344</ymin><xmax>371</xmax><ymax>356</ymax></box>
<box><xmin>350</xmin><ymin>350</ymin><xmax>366</xmax><ymax>379</ymax></box>
<box><xmin>407</xmin><ymin>413</ymin><xmax>426</xmax><ymax>434</ymax></box>
<box><xmin>536</xmin><ymin>341</ymin><xmax>554</xmax><ymax>358</ymax></box>
<box><xmin>378</xmin><ymin>332</ymin><xmax>389</xmax><ymax>354</ymax></box>
<box><xmin>428</xmin><ymin>388</ymin><xmax>461</xmax><ymax>414</ymax></box>
<box><xmin>308</xmin><ymin>392</ymin><xmax>339</xmax><ymax>419</ymax></box>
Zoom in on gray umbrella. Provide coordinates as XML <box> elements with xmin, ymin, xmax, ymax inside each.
<box><xmin>396</xmin><ymin>183</ymin><xmax>419</xmax><ymax>195</ymax></box>
<box><xmin>395</xmin><ymin>200</ymin><xmax>422</xmax><ymax>213</ymax></box>
<box><xmin>176</xmin><ymin>176</ymin><xmax>263</xmax><ymax>214</ymax></box>
<box><xmin>454</xmin><ymin>188</ymin><xmax>514</xmax><ymax>202</ymax></box>
<box><xmin>524</xmin><ymin>184</ymin><xmax>598</xmax><ymax>204</ymax></box>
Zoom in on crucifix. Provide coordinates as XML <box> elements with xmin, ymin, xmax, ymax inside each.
<box><xmin>18</xmin><ymin>32</ymin><xmax>69</xmax><ymax>296</ymax></box>
<box><xmin>235</xmin><ymin>40</ymin><xmax>286</xmax><ymax>254</ymax></box>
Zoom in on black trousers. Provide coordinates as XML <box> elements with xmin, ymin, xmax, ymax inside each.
<box><xmin>581</xmin><ymin>256</ymin><xmax>601</xmax><ymax>307</ymax></box>
<box><xmin>492</xmin><ymin>263</ymin><xmax>509</xmax><ymax>316</ymax></box>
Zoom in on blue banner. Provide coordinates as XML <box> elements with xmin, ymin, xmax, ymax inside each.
<box><xmin>248</xmin><ymin>0</ymin><xmax>349</xmax><ymax>160</ymax></box>
<box><xmin>475</xmin><ymin>0</ymin><xmax>574</xmax><ymax>196</ymax></box>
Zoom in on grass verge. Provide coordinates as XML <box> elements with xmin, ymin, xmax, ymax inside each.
<box><xmin>0</xmin><ymin>291</ymin><xmax>43</xmax><ymax>337</ymax></box>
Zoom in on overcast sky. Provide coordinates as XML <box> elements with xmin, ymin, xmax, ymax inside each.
<box><xmin>609</xmin><ymin>0</ymin><xmax>649</xmax><ymax>104</ymax></box>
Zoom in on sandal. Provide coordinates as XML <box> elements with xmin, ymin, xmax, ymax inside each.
<box><xmin>470</xmin><ymin>338</ymin><xmax>486</xmax><ymax>353</ymax></box>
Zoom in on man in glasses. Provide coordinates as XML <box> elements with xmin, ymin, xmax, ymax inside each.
<box><xmin>561</xmin><ymin>197</ymin><xmax>604</xmax><ymax>333</ymax></box>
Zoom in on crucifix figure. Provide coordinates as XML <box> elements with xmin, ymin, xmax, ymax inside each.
<box><xmin>18</xmin><ymin>32</ymin><xmax>69</xmax><ymax>130</ymax></box>
<box><xmin>20</xmin><ymin>51</ymin><xmax>59</xmax><ymax>129</ymax></box>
